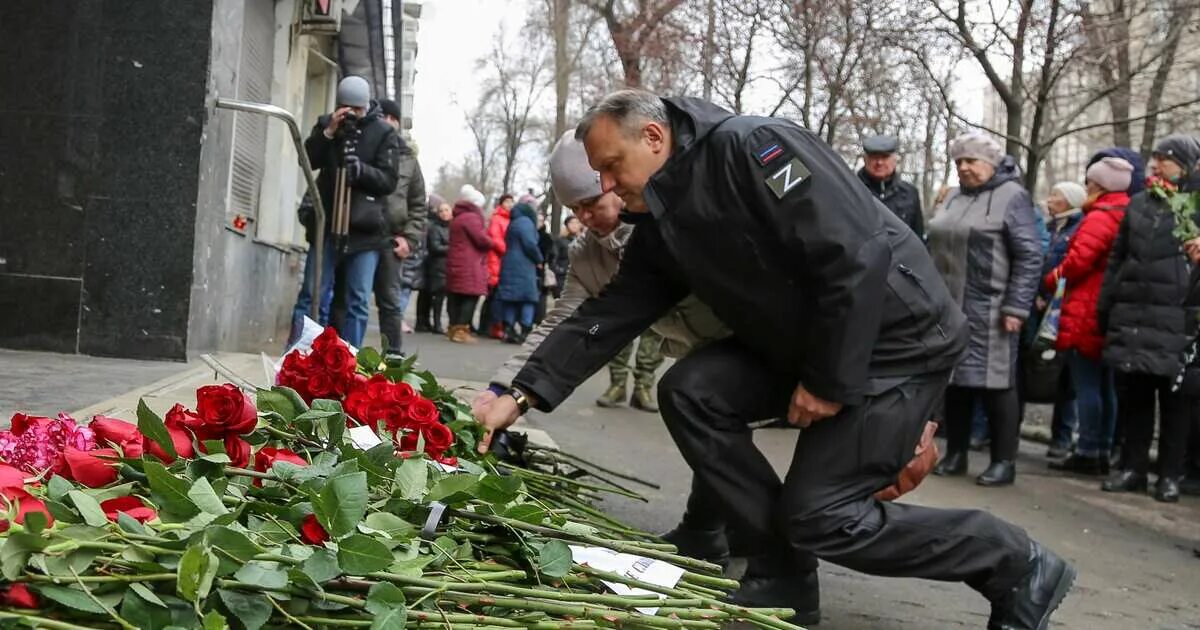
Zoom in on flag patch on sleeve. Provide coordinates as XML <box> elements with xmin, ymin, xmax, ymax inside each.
<box><xmin>753</xmin><ymin>141</ymin><xmax>788</xmax><ymax>166</ymax></box>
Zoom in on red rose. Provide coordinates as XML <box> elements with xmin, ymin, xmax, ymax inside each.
<box><xmin>195</xmin><ymin>384</ymin><xmax>258</xmax><ymax>439</ymax></box>
<box><xmin>101</xmin><ymin>496</ymin><xmax>157</xmax><ymax>523</ymax></box>
<box><xmin>307</xmin><ymin>371</ymin><xmax>335</xmax><ymax>400</ymax></box>
<box><xmin>89</xmin><ymin>416</ymin><xmax>145</xmax><ymax>458</ymax></box>
<box><xmin>9</xmin><ymin>413</ymin><xmax>46</xmax><ymax>435</ymax></box>
<box><xmin>0</xmin><ymin>487</ymin><xmax>54</xmax><ymax>528</ymax></box>
<box><xmin>59</xmin><ymin>447</ymin><xmax>120</xmax><ymax>488</ymax></box>
<box><xmin>197</xmin><ymin>436</ymin><xmax>251</xmax><ymax>469</ymax></box>
<box><xmin>311</xmin><ymin>327</ymin><xmax>342</xmax><ymax>351</ymax></box>
<box><xmin>253</xmin><ymin>447</ymin><xmax>307</xmax><ymax>487</ymax></box>
<box><xmin>145</xmin><ymin>405</ymin><xmax>197</xmax><ymax>464</ymax></box>
<box><xmin>0</xmin><ymin>464</ymin><xmax>25</xmax><ymax>488</ymax></box>
<box><xmin>300</xmin><ymin>514</ymin><xmax>329</xmax><ymax>545</ymax></box>
<box><xmin>406</xmin><ymin>398</ymin><xmax>440</xmax><ymax>426</ymax></box>
<box><xmin>0</xmin><ymin>583</ymin><xmax>38</xmax><ymax>609</ymax></box>
<box><xmin>398</xmin><ymin>422</ymin><xmax>455</xmax><ymax>459</ymax></box>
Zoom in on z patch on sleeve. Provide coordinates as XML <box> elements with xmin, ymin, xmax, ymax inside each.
<box><xmin>764</xmin><ymin>156</ymin><xmax>811</xmax><ymax>200</ymax></box>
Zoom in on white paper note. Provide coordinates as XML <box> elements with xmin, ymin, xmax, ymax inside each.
<box><xmin>568</xmin><ymin>545</ymin><xmax>685</xmax><ymax>615</ymax></box>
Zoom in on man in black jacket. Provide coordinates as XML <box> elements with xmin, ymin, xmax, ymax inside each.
<box><xmin>289</xmin><ymin>76</ymin><xmax>401</xmax><ymax>348</ymax></box>
<box><xmin>858</xmin><ymin>134</ymin><xmax>924</xmax><ymax>240</ymax></box>
<box><xmin>475</xmin><ymin>90</ymin><xmax>1075</xmax><ymax>628</ymax></box>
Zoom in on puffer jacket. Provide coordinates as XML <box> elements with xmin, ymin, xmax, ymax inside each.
<box><xmin>446</xmin><ymin>201</ymin><xmax>493</xmax><ymax>296</ymax></box>
<box><xmin>496</xmin><ymin>203</ymin><xmax>543</xmax><ymax>303</ymax></box>
<box><xmin>490</xmin><ymin>222</ymin><xmax>731</xmax><ymax>388</ymax></box>
<box><xmin>928</xmin><ymin>157</ymin><xmax>1043</xmax><ymax>389</ymax></box>
<box><xmin>1098</xmin><ymin>191</ymin><xmax>1199</xmax><ymax>377</ymax></box>
<box><xmin>486</xmin><ymin>207</ymin><xmax>511</xmax><ymax>287</ymax></box>
<box><xmin>1045</xmin><ymin>192</ymin><xmax>1127</xmax><ymax>360</ymax></box>
<box><xmin>424</xmin><ymin>214</ymin><xmax>451</xmax><ymax>294</ymax></box>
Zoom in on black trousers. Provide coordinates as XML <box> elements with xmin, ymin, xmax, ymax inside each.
<box><xmin>944</xmin><ymin>385</ymin><xmax>1021</xmax><ymax>462</ymax></box>
<box><xmin>1119</xmin><ymin>372</ymin><xmax>1194</xmax><ymax>479</ymax></box>
<box><xmin>658</xmin><ymin>339</ymin><xmax>1031</xmax><ymax>598</ymax></box>
<box><xmin>416</xmin><ymin>290</ymin><xmax>446</xmax><ymax>330</ymax></box>
<box><xmin>479</xmin><ymin>287</ymin><xmax>498</xmax><ymax>331</ymax></box>
<box><xmin>446</xmin><ymin>293</ymin><xmax>479</xmax><ymax>328</ymax></box>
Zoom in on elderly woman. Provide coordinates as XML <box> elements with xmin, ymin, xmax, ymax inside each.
<box><xmin>1039</xmin><ymin>182</ymin><xmax>1087</xmax><ymax>458</ymax></box>
<box><xmin>929</xmin><ymin>133</ymin><xmax>1043</xmax><ymax>486</ymax></box>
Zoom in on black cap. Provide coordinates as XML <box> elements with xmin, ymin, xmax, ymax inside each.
<box><xmin>863</xmin><ymin>134</ymin><xmax>899</xmax><ymax>154</ymax></box>
<box><xmin>379</xmin><ymin>99</ymin><xmax>402</xmax><ymax>121</ymax></box>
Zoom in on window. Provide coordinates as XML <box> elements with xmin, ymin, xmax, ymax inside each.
<box><xmin>227</xmin><ymin>0</ymin><xmax>276</xmax><ymax>234</ymax></box>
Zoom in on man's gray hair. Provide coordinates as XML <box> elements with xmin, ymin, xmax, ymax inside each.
<box><xmin>575</xmin><ymin>90</ymin><xmax>668</xmax><ymax>141</ymax></box>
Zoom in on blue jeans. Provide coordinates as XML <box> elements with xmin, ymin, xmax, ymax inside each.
<box><xmin>290</xmin><ymin>242</ymin><xmax>380</xmax><ymax>348</ymax></box>
<box><xmin>500</xmin><ymin>300</ymin><xmax>536</xmax><ymax>328</ymax></box>
<box><xmin>1068</xmin><ymin>351</ymin><xmax>1117</xmax><ymax>458</ymax></box>
<box><xmin>398</xmin><ymin>287</ymin><xmax>413</xmax><ymax>316</ymax></box>
<box><xmin>1049</xmin><ymin>368</ymin><xmax>1078</xmax><ymax>450</ymax></box>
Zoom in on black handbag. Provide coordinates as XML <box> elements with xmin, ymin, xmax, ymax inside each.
<box><xmin>1022</xmin><ymin>338</ymin><xmax>1067</xmax><ymax>404</ymax></box>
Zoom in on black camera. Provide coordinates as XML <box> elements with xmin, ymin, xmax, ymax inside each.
<box><xmin>339</xmin><ymin>111</ymin><xmax>360</xmax><ymax>136</ymax></box>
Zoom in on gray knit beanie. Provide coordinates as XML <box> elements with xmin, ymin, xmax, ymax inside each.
<box><xmin>949</xmin><ymin>133</ymin><xmax>1005</xmax><ymax>167</ymax></box>
<box><xmin>337</xmin><ymin>76</ymin><xmax>370</xmax><ymax>109</ymax></box>
<box><xmin>549</xmin><ymin>131</ymin><xmax>603</xmax><ymax>206</ymax></box>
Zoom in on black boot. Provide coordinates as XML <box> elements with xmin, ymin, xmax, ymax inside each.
<box><xmin>1101</xmin><ymin>470</ymin><xmax>1148</xmax><ymax>493</ymax></box>
<box><xmin>934</xmin><ymin>450</ymin><xmax>968</xmax><ymax>476</ymax></box>
<box><xmin>502</xmin><ymin>324</ymin><xmax>521</xmax><ymax>345</ymax></box>
<box><xmin>988</xmin><ymin>542</ymin><xmax>1075</xmax><ymax>630</ymax></box>
<box><xmin>977</xmin><ymin>461</ymin><xmax>1016</xmax><ymax>487</ymax></box>
<box><xmin>1048</xmin><ymin>454</ymin><xmax>1108</xmax><ymax>476</ymax></box>
<box><xmin>1154</xmin><ymin>477</ymin><xmax>1181</xmax><ymax>503</ymax></box>
<box><xmin>728</xmin><ymin>570</ymin><xmax>820</xmax><ymax>626</ymax></box>
<box><xmin>1181</xmin><ymin>474</ymin><xmax>1200</xmax><ymax>497</ymax></box>
<box><xmin>660</xmin><ymin>524</ymin><xmax>729</xmax><ymax>567</ymax></box>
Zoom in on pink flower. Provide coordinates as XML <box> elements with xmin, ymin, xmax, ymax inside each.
<box><xmin>0</xmin><ymin>413</ymin><xmax>96</xmax><ymax>475</ymax></box>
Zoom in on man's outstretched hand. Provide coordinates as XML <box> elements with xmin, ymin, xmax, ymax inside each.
<box><xmin>788</xmin><ymin>383</ymin><xmax>842</xmax><ymax>428</ymax></box>
<box><xmin>474</xmin><ymin>393</ymin><xmax>522</xmax><ymax>454</ymax></box>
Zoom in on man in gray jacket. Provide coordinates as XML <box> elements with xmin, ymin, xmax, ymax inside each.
<box><xmin>473</xmin><ymin>130</ymin><xmax>734</xmax><ymax>567</ymax></box>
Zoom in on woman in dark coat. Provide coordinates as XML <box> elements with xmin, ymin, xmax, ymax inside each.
<box><xmin>534</xmin><ymin>212</ymin><xmax>557</xmax><ymax>323</ymax></box>
<box><xmin>1099</xmin><ymin>135</ymin><xmax>1200</xmax><ymax>502</ymax></box>
<box><xmin>495</xmin><ymin>202</ymin><xmax>543</xmax><ymax>342</ymax></box>
<box><xmin>416</xmin><ymin>200</ymin><xmax>452</xmax><ymax>334</ymax></box>
<box><xmin>445</xmin><ymin>187</ymin><xmax>493</xmax><ymax>343</ymax></box>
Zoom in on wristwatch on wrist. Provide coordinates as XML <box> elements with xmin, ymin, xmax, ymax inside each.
<box><xmin>504</xmin><ymin>387</ymin><xmax>532</xmax><ymax>415</ymax></box>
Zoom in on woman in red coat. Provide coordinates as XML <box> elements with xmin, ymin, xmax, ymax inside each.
<box><xmin>445</xmin><ymin>186</ymin><xmax>494</xmax><ymax>343</ymax></box>
<box><xmin>1044</xmin><ymin>157</ymin><xmax>1133</xmax><ymax>475</ymax></box>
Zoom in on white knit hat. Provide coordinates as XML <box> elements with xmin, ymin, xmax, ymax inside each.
<box><xmin>1086</xmin><ymin>157</ymin><xmax>1134</xmax><ymax>193</ymax></box>
<box><xmin>458</xmin><ymin>184</ymin><xmax>486</xmax><ymax>209</ymax></box>
<box><xmin>1051</xmin><ymin>182</ymin><xmax>1087</xmax><ymax>209</ymax></box>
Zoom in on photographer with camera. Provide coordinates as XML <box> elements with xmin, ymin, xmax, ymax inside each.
<box><xmin>289</xmin><ymin>76</ymin><xmax>402</xmax><ymax>348</ymax></box>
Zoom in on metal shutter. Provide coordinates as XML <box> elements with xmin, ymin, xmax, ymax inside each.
<box><xmin>229</xmin><ymin>0</ymin><xmax>276</xmax><ymax>223</ymax></box>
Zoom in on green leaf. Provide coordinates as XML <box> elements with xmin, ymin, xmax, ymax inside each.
<box><xmin>217</xmin><ymin>589</ymin><xmax>271</xmax><ymax>630</ymax></box>
<box><xmin>83</xmin><ymin>482</ymin><xmax>139</xmax><ymax>503</ymax></box>
<box><xmin>476</xmin><ymin>475</ymin><xmax>523</xmax><ymax>505</ymax></box>
<box><xmin>22</xmin><ymin>510</ymin><xmax>48</xmax><ymax>535</ymax></box>
<box><xmin>203</xmin><ymin>610</ymin><xmax>229</xmax><ymax>630</ymax></box>
<box><xmin>315</xmin><ymin>472</ymin><xmax>368</xmax><ymax>539</ymax></box>
<box><xmin>387</xmin><ymin>555</ymin><xmax>434</xmax><ymax>577</ymax></box>
<box><xmin>371</xmin><ymin>606</ymin><xmax>408</xmax><ymax>630</ymax></box>
<box><xmin>326</xmin><ymin>410</ymin><xmax>346</xmax><ymax>448</ymax></box>
<box><xmin>536</xmin><ymin>540</ymin><xmax>573</xmax><ymax>578</ymax></box>
<box><xmin>47</xmin><ymin>475</ymin><xmax>74</xmax><ymax>501</ymax></box>
<box><xmin>337</xmin><ymin>534</ymin><xmax>393</xmax><ymax>575</ymax></box>
<box><xmin>393</xmin><ymin>458</ymin><xmax>428</xmax><ymax>501</ymax></box>
<box><xmin>362</xmin><ymin>512</ymin><xmax>416</xmax><ymax>538</ymax></box>
<box><xmin>273</xmin><ymin>386</ymin><xmax>310</xmax><ymax>415</ymax></box>
<box><xmin>256</xmin><ymin>387</ymin><xmax>300</xmax><ymax>424</ymax></box>
<box><xmin>302</xmin><ymin>548</ymin><xmax>341</xmax><ymax>584</ymax></box>
<box><xmin>177</xmin><ymin>544</ymin><xmax>217</xmax><ymax>603</ymax></box>
<box><xmin>66</xmin><ymin>490</ymin><xmax>108</xmax><ymax>528</ymax></box>
<box><xmin>501</xmin><ymin>504</ymin><xmax>547</xmax><ymax>525</ymax></box>
<box><xmin>234</xmin><ymin>561</ymin><xmax>288</xmax><ymax>590</ymax></box>
<box><xmin>129</xmin><ymin>582</ymin><xmax>167</xmax><ymax>608</ymax></box>
<box><xmin>187</xmin><ymin>478</ymin><xmax>229</xmax><ymax>516</ymax></box>
<box><xmin>121</xmin><ymin>585</ymin><xmax>174</xmax><ymax>629</ymax></box>
<box><xmin>206</xmin><ymin>526</ymin><xmax>261</xmax><ymax>576</ymax></box>
<box><xmin>144</xmin><ymin>460</ymin><xmax>198</xmax><ymax>518</ymax></box>
<box><xmin>36</xmin><ymin>583</ymin><xmax>110</xmax><ymax>614</ymax></box>
<box><xmin>357</xmin><ymin>347</ymin><xmax>384</xmax><ymax>372</ymax></box>
<box><xmin>2</xmin><ymin>532</ymin><xmax>47</xmax><ymax>580</ymax></box>
<box><xmin>365</xmin><ymin>582</ymin><xmax>406</xmax><ymax>614</ymax></box>
<box><xmin>426</xmin><ymin>474</ymin><xmax>480</xmax><ymax>504</ymax></box>
<box><xmin>138</xmin><ymin>399</ymin><xmax>177</xmax><ymax>460</ymax></box>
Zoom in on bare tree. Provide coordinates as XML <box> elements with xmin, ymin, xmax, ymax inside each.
<box><xmin>463</xmin><ymin>97</ymin><xmax>501</xmax><ymax>198</ymax></box>
<box><xmin>477</xmin><ymin>29</ymin><xmax>553</xmax><ymax>195</ymax></box>
<box><xmin>581</xmin><ymin>0</ymin><xmax>688</xmax><ymax>88</ymax></box>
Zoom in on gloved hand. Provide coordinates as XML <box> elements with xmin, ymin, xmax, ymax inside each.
<box><xmin>344</xmin><ymin>155</ymin><xmax>363</xmax><ymax>182</ymax></box>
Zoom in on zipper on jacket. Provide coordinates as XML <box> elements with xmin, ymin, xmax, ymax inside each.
<box><xmin>897</xmin><ymin>264</ymin><xmax>948</xmax><ymax>339</ymax></box>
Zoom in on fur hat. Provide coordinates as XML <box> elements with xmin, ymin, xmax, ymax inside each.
<box><xmin>949</xmin><ymin>133</ymin><xmax>1004</xmax><ymax>166</ymax></box>
<box><xmin>1086</xmin><ymin>157</ymin><xmax>1134</xmax><ymax>193</ymax></box>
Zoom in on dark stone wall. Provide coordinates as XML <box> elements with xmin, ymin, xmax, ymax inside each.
<box><xmin>0</xmin><ymin>1</ymin><xmax>215</xmax><ymax>360</ymax></box>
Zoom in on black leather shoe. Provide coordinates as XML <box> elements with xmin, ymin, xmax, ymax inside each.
<box><xmin>1181</xmin><ymin>475</ymin><xmax>1200</xmax><ymax>497</ymax></box>
<box><xmin>1048</xmin><ymin>454</ymin><xmax>1108</xmax><ymax>476</ymax></box>
<box><xmin>934</xmin><ymin>450</ymin><xmax>968</xmax><ymax>476</ymax></box>
<box><xmin>988</xmin><ymin>542</ymin><xmax>1075</xmax><ymax>630</ymax></box>
<box><xmin>977</xmin><ymin>461</ymin><xmax>1016</xmax><ymax>487</ymax></box>
<box><xmin>1154</xmin><ymin>477</ymin><xmax>1181</xmax><ymax>503</ymax></box>
<box><xmin>660</xmin><ymin>524</ymin><xmax>730</xmax><ymax>567</ymax></box>
<box><xmin>728</xmin><ymin>571</ymin><xmax>820</xmax><ymax>626</ymax></box>
<box><xmin>1101</xmin><ymin>470</ymin><xmax>1148</xmax><ymax>493</ymax></box>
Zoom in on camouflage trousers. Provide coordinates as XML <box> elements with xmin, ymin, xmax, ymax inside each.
<box><xmin>608</xmin><ymin>329</ymin><xmax>665</xmax><ymax>390</ymax></box>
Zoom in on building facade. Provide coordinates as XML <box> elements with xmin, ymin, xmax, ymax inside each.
<box><xmin>0</xmin><ymin>0</ymin><xmax>416</xmax><ymax>361</ymax></box>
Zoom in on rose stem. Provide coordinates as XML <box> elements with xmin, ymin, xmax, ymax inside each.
<box><xmin>522</xmin><ymin>446</ymin><xmax>662</xmax><ymax>489</ymax></box>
